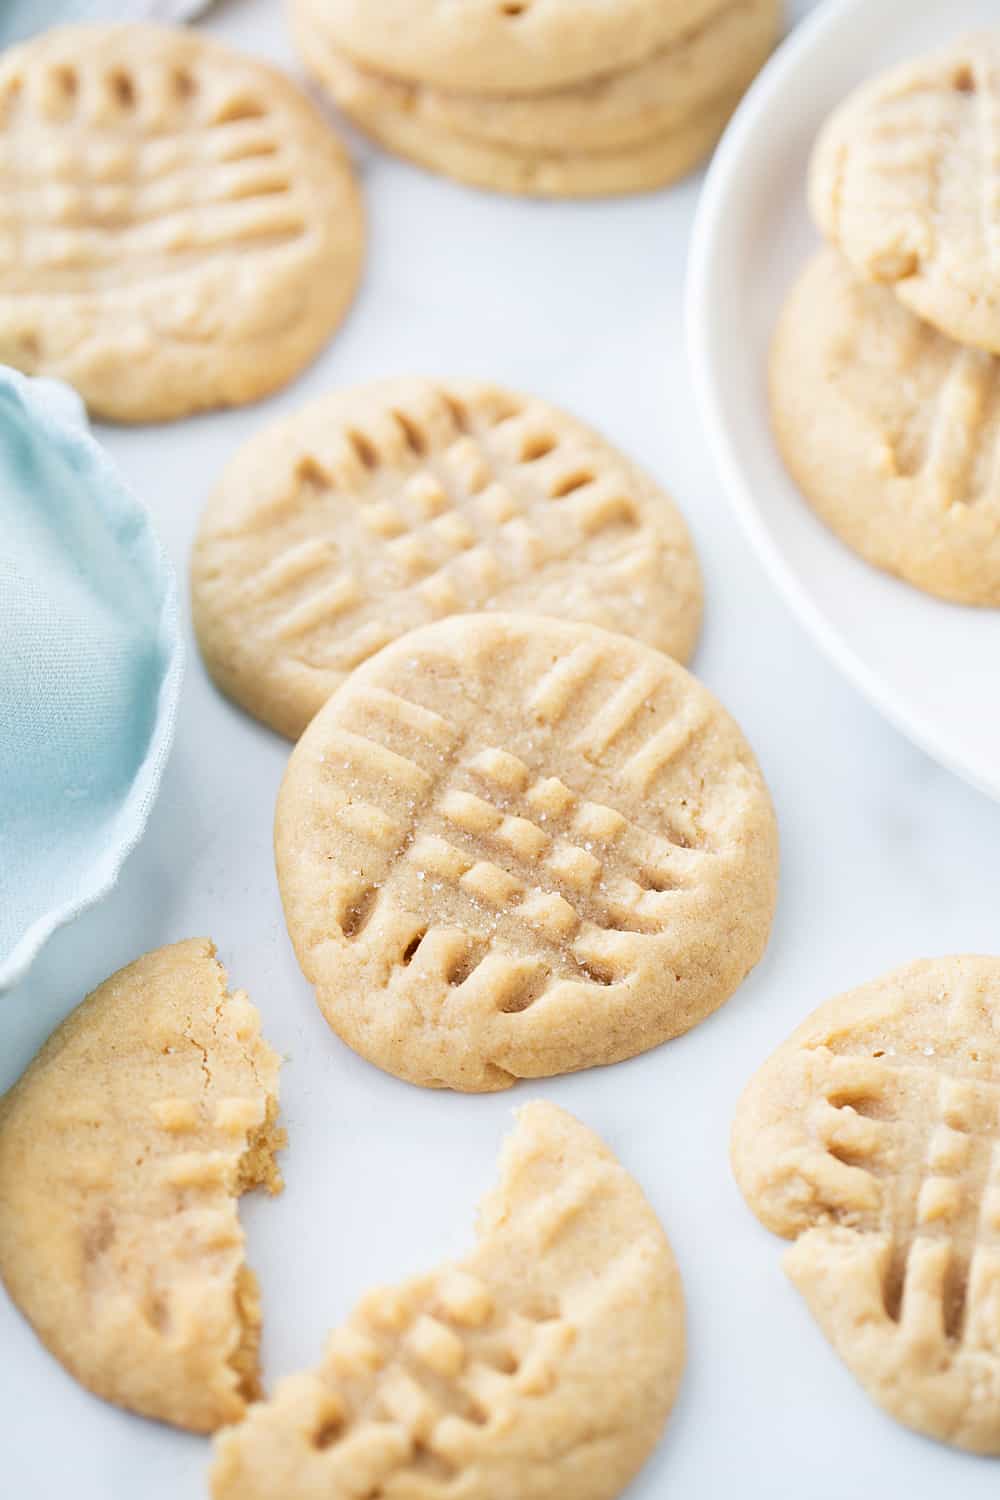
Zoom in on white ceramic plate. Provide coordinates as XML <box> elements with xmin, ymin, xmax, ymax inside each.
<box><xmin>688</xmin><ymin>0</ymin><xmax>1000</xmax><ymax>803</ymax></box>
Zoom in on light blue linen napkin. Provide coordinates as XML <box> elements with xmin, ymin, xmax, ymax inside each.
<box><xmin>0</xmin><ymin>369</ymin><xmax>182</xmax><ymax>989</ymax></box>
<box><xmin>0</xmin><ymin>2</ymin><xmax>212</xmax><ymax>48</ymax></box>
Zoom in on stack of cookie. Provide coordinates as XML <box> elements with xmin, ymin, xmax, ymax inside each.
<box><xmin>191</xmin><ymin>377</ymin><xmax>780</xmax><ymax>1092</ymax></box>
<box><xmin>289</xmin><ymin>0</ymin><xmax>782</xmax><ymax>197</ymax></box>
<box><xmin>771</xmin><ymin>34</ymin><xmax>1000</xmax><ymax>606</ymax></box>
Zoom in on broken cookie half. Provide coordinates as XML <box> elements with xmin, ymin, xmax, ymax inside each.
<box><xmin>211</xmin><ymin>1100</ymin><xmax>684</xmax><ymax>1500</ymax></box>
<box><xmin>0</xmin><ymin>938</ymin><xmax>283</xmax><ymax>1432</ymax></box>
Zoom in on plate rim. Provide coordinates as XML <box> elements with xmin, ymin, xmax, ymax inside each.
<box><xmin>686</xmin><ymin>0</ymin><xmax>1000</xmax><ymax>805</ymax></box>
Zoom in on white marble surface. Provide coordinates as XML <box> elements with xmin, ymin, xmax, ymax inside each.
<box><xmin>3</xmin><ymin>2</ymin><xmax>1000</xmax><ymax>1496</ymax></box>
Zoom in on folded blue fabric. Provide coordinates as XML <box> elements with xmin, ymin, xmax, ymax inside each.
<box><xmin>0</xmin><ymin>369</ymin><xmax>182</xmax><ymax>989</ymax></box>
<box><xmin>0</xmin><ymin>3</ymin><xmax>212</xmax><ymax>48</ymax></box>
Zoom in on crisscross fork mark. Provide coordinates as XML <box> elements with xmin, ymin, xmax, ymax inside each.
<box><xmin>257</xmin><ymin>424</ymin><xmax>519</xmax><ymax>660</ymax></box>
<box><xmin>25</xmin><ymin>196</ymin><xmax>305</xmax><ymax>268</ymax></box>
<box><xmin>311</xmin><ymin>693</ymin><xmax>466</xmax><ymax>938</ymax></box>
<box><xmin>339</xmin><ymin>403</ymin><xmax>602</xmax><ymax>617</ymax></box>
<box><xmin>3</xmin><ymin>150</ymin><xmax>292</xmax><ymax>224</ymax></box>
<box><xmin>822</xmin><ymin>1020</ymin><xmax>1000</xmax><ymax>1339</ymax></box>
<box><xmin>0</xmin><ymin>89</ymin><xmax>306</xmax><ymax>283</ymax></box>
<box><xmin>529</xmin><ymin>647</ymin><xmax>711</xmax><ymax>808</ymax></box>
<box><xmin>1</xmin><ymin>117</ymin><xmax>285</xmax><ymax>186</ymax></box>
<box><xmin>326</xmin><ymin>694</ymin><xmax>691</xmax><ymax>939</ymax></box>
<box><xmin>859</xmin><ymin>87</ymin><xmax>958</xmax><ymax>274</ymax></box>
<box><xmin>458</xmin><ymin>750</ymin><xmax>701</xmax><ymax>901</ymax></box>
<box><xmin>5</xmin><ymin>52</ymin><xmax>270</xmax><ymax>136</ymax></box>
<box><xmin>293</xmin><ymin>1268</ymin><xmax>577</xmax><ymax>1489</ymax></box>
<box><xmin>315</xmin><ymin>703</ymin><xmax>653</xmax><ymax>996</ymax></box>
<box><xmin>242</xmin><ymin>393</ymin><xmax>641</xmax><ymax>675</ymax></box>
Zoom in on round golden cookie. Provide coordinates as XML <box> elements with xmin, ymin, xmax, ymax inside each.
<box><xmin>296</xmin><ymin>0</ymin><xmax>731</xmax><ymax>96</ymax></box>
<box><xmin>0</xmin><ymin>25</ymin><xmax>364</xmax><ymax>422</ymax></box>
<box><xmin>296</xmin><ymin>76</ymin><xmax>741</xmax><ymax>197</ymax></box>
<box><xmin>274</xmin><ymin>613</ymin><xmax>779</xmax><ymax>1092</ymax></box>
<box><xmin>810</xmin><ymin>34</ymin><xmax>1000</xmax><ymax>354</ymax></box>
<box><xmin>292</xmin><ymin>0</ymin><xmax>780</xmax><ymax>154</ymax></box>
<box><xmin>771</xmin><ymin>250</ymin><xmax>1000</xmax><ymax>606</ymax></box>
<box><xmin>192</xmin><ymin>378</ymin><xmax>703</xmax><ymax>740</ymax></box>
<box><xmin>732</xmin><ymin>956</ymin><xmax>1000</xmax><ymax>1454</ymax></box>
<box><xmin>212</xmin><ymin>1102</ymin><xmax>685</xmax><ymax>1500</ymax></box>
<box><xmin>0</xmin><ymin>940</ymin><xmax>283</xmax><ymax>1432</ymax></box>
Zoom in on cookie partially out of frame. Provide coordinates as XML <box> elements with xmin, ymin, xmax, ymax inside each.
<box><xmin>211</xmin><ymin>1102</ymin><xmax>684</xmax><ymax>1500</ymax></box>
<box><xmin>0</xmin><ymin>25</ymin><xmax>363</xmax><ymax>421</ymax></box>
<box><xmin>733</xmin><ymin>956</ymin><xmax>1000</xmax><ymax>1453</ymax></box>
<box><xmin>292</xmin><ymin>0</ymin><xmax>780</xmax><ymax>155</ymax></box>
<box><xmin>771</xmin><ymin>250</ymin><xmax>1000</xmax><ymax>605</ymax></box>
<box><xmin>192</xmin><ymin>378</ymin><xmax>702</xmax><ymax>740</ymax></box>
<box><xmin>810</xmin><ymin>33</ymin><xmax>1000</xmax><ymax>354</ymax></box>
<box><xmin>274</xmin><ymin>613</ymin><xmax>778</xmax><ymax>1091</ymax></box>
<box><xmin>295</xmin><ymin>0</ymin><xmax>729</xmax><ymax>96</ymax></box>
<box><xmin>0</xmin><ymin>939</ymin><xmax>284</xmax><ymax>1432</ymax></box>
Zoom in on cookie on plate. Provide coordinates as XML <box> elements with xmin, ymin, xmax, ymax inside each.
<box><xmin>0</xmin><ymin>25</ymin><xmax>364</xmax><ymax>421</ymax></box>
<box><xmin>274</xmin><ymin>613</ymin><xmax>778</xmax><ymax>1091</ymax></box>
<box><xmin>809</xmin><ymin>34</ymin><xmax>1000</xmax><ymax>354</ymax></box>
<box><xmin>192</xmin><ymin>378</ymin><xmax>703</xmax><ymax>740</ymax></box>
<box><xmin>0</xmin><ymin>939</ymin><xmax>284</xmax><ymax>1432</ymax></box>
<box><xmin>292</xmin><ymin>0</ymin><xmax>779</xmax><ymax>155</ymax></box>
<box><xmin>211</xmin><ymin>1101</ymin><xmax>684</xmax><ymax>1500</ymax></box>
<box><xmin>771</xmin><ymin>250</ymin><xmax>1000</xmax><ymax>606</ymax></box>
<box><xmin>732</xmin><ymin>956</ymin><xmax>1000</xmax><ymax>1453</ymax></box>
